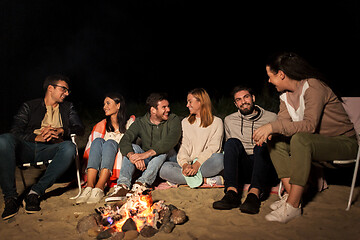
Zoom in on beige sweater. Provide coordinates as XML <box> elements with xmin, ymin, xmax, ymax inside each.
<box><xmin>177</xmin><ymin>116</ymin><xmax>223</xmax><ymax>167</ymax></box>
<box><xmin>271</xmin><ymin>78</ymin><xmax>355</xmax><ymax>137</ymax></box>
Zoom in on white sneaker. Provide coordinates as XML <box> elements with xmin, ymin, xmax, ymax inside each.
<box><xmin>205</xmin><ymin>175</ymin><xmax>224</xmax><ymax>186</ymax></box>
<box><xmin>75</xmin><ymin>187</ymin><xmax>93</xmax><ymax>204</ymax></box>
<box><xmin>265</xmin><ymin>202</ymin><xmax>301</xmax><ymax>223</ymax></box>
<box><xmin>270</xmin><ymin>193</ymin><xmax>289</xmax><ymax>211</ymax></box>
<box><xmin>86</xmin><ymin>188</ymin><xmax>104</xmax><ymax>204</ymax></box>
<box><xmin>127</xmin><ymin>182</ymin><xmax>148</xmax><ymax>197</ymax></box>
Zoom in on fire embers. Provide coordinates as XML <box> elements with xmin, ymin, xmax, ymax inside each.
<box><xmin>77</xmin><ymin>189</ymin><xmax>187</xmax><ymax>239</ymax></box>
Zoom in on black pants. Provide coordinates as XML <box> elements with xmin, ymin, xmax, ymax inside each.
<box><xmin>223</xmin><ymin>138</ymin><xmax>278</xmax><ymax>194</ymax></box>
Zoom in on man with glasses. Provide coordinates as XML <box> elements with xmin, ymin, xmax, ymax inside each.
<box><xmin>0</xmin><ymin>74</ymin><xmax>84</xmax><ymax>220</ymax></box>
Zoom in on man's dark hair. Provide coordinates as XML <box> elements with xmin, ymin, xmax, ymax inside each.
<box><xmin>145</xmin><ymin>92</ymin><xmax>168</xmax><ymax>113</ymax></box>
<box><xmin>43</xmin><ymin>74</ymin><xmax>70</xmax><ymax>92</ymax></box>
<box><xmin>231</xmin><ymin>86</ymin><xmax>254</xmax><ymax>99</ymax></box>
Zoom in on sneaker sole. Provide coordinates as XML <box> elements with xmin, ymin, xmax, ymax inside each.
<box><xmin>2</xmin><ymin>211</ymin><xmax>18</xmax><ymax>220</ymax></box>
<box><xmin>105</xmin><ymin>196</ymin><xmax>127</xmax><ymax>202</ymax></box>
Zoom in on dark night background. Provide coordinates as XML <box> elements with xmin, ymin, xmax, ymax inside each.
<box><xmin>1</xmin><ymin>1</ymin><xmax>359</xmax><ymax>134</ymax></box>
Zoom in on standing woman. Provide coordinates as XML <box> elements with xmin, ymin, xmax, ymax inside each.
<box><xmin>76</xmin><ymin>93</ymin><xmax>134</xmax><ymax>204</ymax></box>
<box><xmin>160</xmin><ymin>88</ymin><xmax>224</xmax><ymax>187</ymax></box>
<box><xmin>253</xmin><ymin>52</ymin><xmax>358</xmax><ymax>223</ymax></box>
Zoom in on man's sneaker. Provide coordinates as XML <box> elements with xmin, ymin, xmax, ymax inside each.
<box><xmin>213</xmin><ymin>190</ymin><xmax>241</xmax><ymax>210</ymax></box>
<box><xmin>105</xmin><ymin>185</ymin><xmax>130</xmax><ymax>202</ymax></box>
<box><xmin>265</xmin><ymin>202</ymin><xmax>301</xmax><ymax>223</ymax></box>
<box><xmin>76</xmin><ymin>187</ymin><xmax>93</xmax><ymax>204</ymax></box>
<box><xmin>239</xmin><ymin>193</ymin><xmax>261</xmax><ymax>214</ymax></box>
<box><xmin>2</xmin><ymin>198</ymin><xmax>20</xmax><ymax>220</ymax></box>
<box><xmin>23</xmin><ymin>194</ymin><xmax>41</xmax><ymax>213</ymax></box>
<box><xmin>270</xmin><ymin>193</ymin><xmax>288</xmax><ymax>210</ymax></box>
<box><xmin>132</xmin><ymin>182</ymin><xmax>148</xmax><ymax>192</ymax></box>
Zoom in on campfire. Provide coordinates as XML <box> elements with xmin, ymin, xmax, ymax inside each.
<box><xmin>77</xmin><ymin>186</ymin><xmax>187</xmax><ymax>239</ymax></box>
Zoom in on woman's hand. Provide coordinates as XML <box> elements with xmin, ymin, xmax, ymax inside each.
<box><xmin>182</xmin><ymin>161</ymin><xmax>201</xmax><ymax>176</ymax></box>
<box><xmin>253</xmin><ymin>123</ymin><xmax>273</xmax><ymax>146</ymax></box>
<box><xmin>182</xmin><ymin>163</ymin><xmax>192</xmax><ymax>176</ymax></box>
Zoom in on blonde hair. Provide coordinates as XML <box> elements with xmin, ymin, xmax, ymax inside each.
<box><xmin>187</xmin><ymin>88</ymin><xmax>214</xmax><ymax>128</ymax></box>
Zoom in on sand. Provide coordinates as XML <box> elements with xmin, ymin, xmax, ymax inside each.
<box><xmin>1</xmin><ymin>167</ymin><xmax>360</xmax><ymax>240</ymax></box>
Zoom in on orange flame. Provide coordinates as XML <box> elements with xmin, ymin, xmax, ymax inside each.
<box><xmin>112</xmin><ymin>192</ymin><xmax>156</xmax><ymax>232</ymax></box>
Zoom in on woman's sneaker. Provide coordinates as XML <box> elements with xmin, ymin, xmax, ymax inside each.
<box><xmin>205</xmin><ymin>176</ymin><xmax>224</xmax><ymax>186</ymax></box>
<box><xmin>265</xmin><ymin>202</ymin><xmax>301</xmax><ymax>223</ymax></box>
<box><xmin>270</xmin><ymin>193</ymin><xmax>288</xmax><ymax>210</ymax></box>
<box><xmin>76</xmin><ymin>187</ymin><xmax>93</xmax><ymax>204</ymax></box>
<box><xmin>86</xmin><ymin>188</ymin><xmax>104</xmax><ymax>204</ymax></box>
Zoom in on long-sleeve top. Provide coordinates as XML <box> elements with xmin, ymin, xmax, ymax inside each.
<box><xmin>270</xmin><ymin>78</ymin><xmax>355</xmax><ymax>137</ymax></box>
<box><xmin>224</xmin><ymin>105</ymin><xmax>277</xmax><ymax>155</ymax></box>
<box><xmin>119</xmin><ymin>112</ymin><xmax>182</xmax><ymax>157</ymax></box>
<box><xmin>177</xmin><ymin>116</ymin><xmax>223</xmax><ymax>167</ymax></box>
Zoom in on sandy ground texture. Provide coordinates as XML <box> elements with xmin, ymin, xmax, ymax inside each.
<box><xmin>1</xmin><ymin>167</ymin><xmax>360</xmax><ymax>240</ymax></box>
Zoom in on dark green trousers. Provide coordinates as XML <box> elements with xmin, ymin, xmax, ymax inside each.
<box><xmin>268</xmin><ymin>133</ymin><xmax>358</xmax><ymax>186</ymax></box>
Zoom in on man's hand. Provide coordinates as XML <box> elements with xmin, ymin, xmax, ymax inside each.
<box><xmin>134</xmin><ymin>160</ymin><xmax>146</xmax><ymax>171</ymax></box>
<box><xmin>35</xmin><ymin>126</ymin><xmax>64</xmax><ymax>142</ymax></box>
<box><xmin>128</xmin><ymin>149</ymin><xmax>156</xmax><ymax>164</ymax></box>
<box><xmin>181</xmin><ymin>163</ymin><xmax>193</xmax><ymax>176</ymax></box>
<box><xmin>127</xmin><ymin>149</ymin><xmax>157</xmax><ymax>171</ymax></box>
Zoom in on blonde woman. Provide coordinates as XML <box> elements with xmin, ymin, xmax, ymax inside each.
<box><xmin>160</xmin><ymin>88</ymin><xmax>224</xmax><ymax>187</ymax></box>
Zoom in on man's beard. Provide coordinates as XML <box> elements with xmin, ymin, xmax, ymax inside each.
<box><xmin>239</xmin><ymin>103</ymin><xmax>255</xmax><ymax>115</ymax></box>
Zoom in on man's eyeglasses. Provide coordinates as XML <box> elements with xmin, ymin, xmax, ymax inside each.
<box><xmin>51</xmin><ymin>84</ymin><xmax>71</xmax><ymax>94</ymax></box>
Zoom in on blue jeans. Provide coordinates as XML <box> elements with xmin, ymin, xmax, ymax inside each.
<box><xmin>117</xmin><ymin>144</ymin><xmax>168</xmax><ymax>188</ymax></box>
<box><xmin>0</xmin><ymin>133</ymin><xmax>76</xmax><ymax>199</ymax></box>
<box><xmin>87</xmin><ymin>138</ymin><xmax>118</xmax><ymax>174</ymax></box>
<box><xmin>223</xmin><ymin>138</ymin><xmax>278</xmax><ymax>194</ymax></box>
<box><xmin>159</xmin><ymin>153</ymin><xmax>224</xmax><ymax>184</ymax></box>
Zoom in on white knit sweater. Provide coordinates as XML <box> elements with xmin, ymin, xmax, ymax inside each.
<box><xmin>177</xmin><ymin>116</ymin><xmax>223</xmax><ymax>167</ymax></box>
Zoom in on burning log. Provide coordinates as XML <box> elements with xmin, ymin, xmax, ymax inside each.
<box><xmin>78</xmin><ymin>188</ymin><xmax>187</xmax><ymax>239</ymax></box>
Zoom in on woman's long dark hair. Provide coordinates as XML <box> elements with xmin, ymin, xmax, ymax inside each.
<box><xmin>266</xmin><ymin>52</ymin><xmax>342</xmax><ymax>99</ymax></box>
<box><xmin>105</xmin><ymin>92</ymin><xmax>128</xmax><ymax>133</ymax></box>
<box><xmin>266</xmin><ymin>52</ymin><xmax>326</xmax><ymax>81</ymax></box>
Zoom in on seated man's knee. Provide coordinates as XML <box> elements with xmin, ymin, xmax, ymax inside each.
<box><xmin>59</xmin><ymin>141</ymin><xmax>76</xmax><ymax>157</ymax></box>
<box><xmin>253</xmin><ymin>143</ymin><xmax>269</xmax><ymax>155</ymax></box>
<box><xmin>0</xmin><ymin>133</ymin><xmax>16</xmax><ymax>150</ymax></box>
<box><xmin>224</xmin><ymin>138</ymin><xmax>243</xmax><ymax>150</ymax></box>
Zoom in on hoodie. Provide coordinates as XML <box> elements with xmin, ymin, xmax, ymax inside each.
<box><xmin>224</xmin><ymin>105</ymin><xmax>277</xmax><ymax>155</ymax></box>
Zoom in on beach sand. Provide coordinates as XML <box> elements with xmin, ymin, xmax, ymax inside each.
<box><xmin>1</xmin><ymin>167</ymin><xmax>360</xmax><ymax>240</ymax></box>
